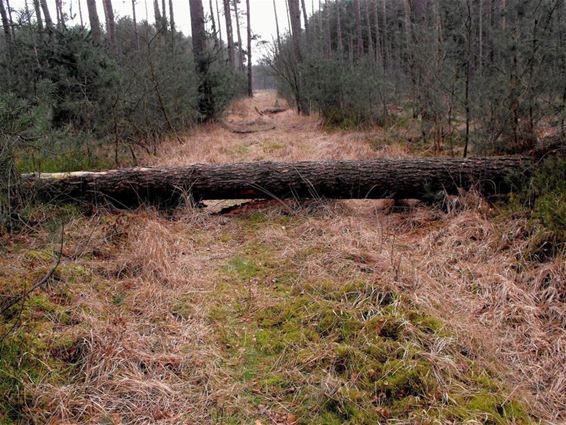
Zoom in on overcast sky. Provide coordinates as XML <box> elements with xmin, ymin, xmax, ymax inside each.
<box><xmin>10</xmin><ymin>0</ymin><xmax>311</xmax><ymax>59</ymax></box>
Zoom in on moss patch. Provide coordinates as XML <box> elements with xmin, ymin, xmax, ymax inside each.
<box><xmin>210</xmin><ymin>240</ymin><xmax>533</xmax><ymax>424</ymax></box>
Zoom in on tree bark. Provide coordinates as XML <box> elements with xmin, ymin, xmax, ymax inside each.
<box><xmin>273</xmin><ymin>0</ymin><xmax>281</xmax><ymax>50</ymax></box>
<box><xmin>132</xmin><ymin>0</ymin><xmax>139</xmax><ymax>49</ymax></box>
<box><xmin>169</xmin><ymin>0</ymin><xmax>175</xmax><ymax>45</ymax></box>
<box><xmin>300</xmin><ymin>0</ymin><xmax>309</xmax><ymax>37</ymax></box>
<box><xmin>223</xmin><ymin>0</ymin><xmax>235</xmax><ymax>67</ymax></box>
<box><xmin>102</xmin><ymin>0</ymin><xmax>116</xmax><ymax>48</ymax></box>
<box><xmin>190</xmin><ymin>0</ymin><xmax>215</xmax><ymax>119</ymax></box>
<box><xmin>86</xmin><ymin>0</ymin><xmax>101</xmax><ymax>42</ymax></box>
<box><xmin>153</xmin><ymin>0</ymin><xmax>162</xmax><ymax>29</ymax></box>
<box><xmin>24</xmin><ymin>157</ymin><xmax>530</xmax><ymax>207</ymax></box>
<box><xmin>233</xmin><ymin>0</ymin><xmax>244</xmax><ymax>71</ymax></box>
<box><xmin>33</xmin><ymin>0</ymin><xmax>43</xmax><ymax>30</ymax></box>
<box><xmin>0</xmin><ymin>0</ymin><xmax>11</xmax><ymax>47</ymax></box>
<box><xmin>40</xmin><ymin>0</ymin><xmax>52</xmax><ymax>28</ymax></box>
<box><xmin>55</xmin><ymin>0</ymin><xmax>65</xmax><ymax>29</ymax></box>
<box><xmin>365</xmin><ymin>0</ymin><xmax>373</xmax><ymax>61</ymax></box>
<box><xmin>336</xmin><ymin>0</ymin><xmax>343</xmax><ymax>55</ymax></box>
<box><xmin>246</xmin><ymin>0</ymin><xmax>252</xmax><ymax>96</ymax></box>
<box><xmin>215</xmin><ymin>0</ymin><xmax>222</xmax><ymax>44</ymax></box>
<box><xmin>354</xmin><ymin>0</ymin><xmax>363</xmax><ymax>57</ymax></box>
<box><xmin>209</xmin><ymin>0</ymin><xmax>218</xmax><ymax>47</ymax></box>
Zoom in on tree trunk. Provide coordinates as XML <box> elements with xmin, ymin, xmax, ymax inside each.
<box><xmin>170</xmin><ymin>0</ymin><xmax>177</xmax><ymax>37</ymax></box>
<box><xmin>288</xmin><ymin>0</ymin><xmax>302</xmax><ymax>61</ymax></box>
<box><xmin>102</xmin><ymin>0</ymin><xmax>116</xmax><ymax>48</ymax></box>
<box><xmin>153</xmin><ymin>0</ymin><xmax>162</xmax><ymax>29</ymax></box>
<box><xmin>132</xmin><ymin>0</ymin><xmax>139</xmax><ymax>49</ymax></box>
<box><xmin>40</xmin><ymin>0</ymin><xmax>52</xmax><ymax>28</ymax></box>
<box><xmin>233</xmin><ymin>0</ymin><xmax>244</xmax><ymax>70</ymax></box>
<box><xmin>223</xmin><ymin>0</ymin><xmax>235</xmax><ymax>67</ymax></box>
<box><xmin>215</xmin><ymin>0</ymin><xmax>222</xmax><ymax>44</ymax></box>
<box><xmin>372</xmin><ymin>0</ymin><xmax>381</xmax><ymax>65</ymax></box>
<box><xmin>55</xmin><ymin>0</ymin><xmax>65</xmax><ymax>29</ymax></box>
<box><xmin>86</xmin><ymin>0</ymin><xmax>101</xmax><ymax>42</ymax></box>
<box><xmin>161</xmin><ymin>0</ymin><xmax>168</xmax><ymax>32</ymax></box>
<box><xmin>300</xmin><ymin>0</ymin><xmax>309</xmax><ymax>37</ymax></box>
<box><xmin>246</xmin><ymin>0</ymin><xmax>252</xmax><ymax>96</ymax></box>
<box><xmin>78</xmin><ymin>0</ymin><xmax>84</xmax><ymax>27</ymax></box>
<box><xmin>365</xmin><ymin>0</ymin><xmax>373</xmax><ymax>61</ymax></box>
<box><xmin>25</xmin><ymin>157</ymin><xmax>530</xmax><ymax>207</ymax></box>
<box><xmin>354</xmin><ymin>0</ymin><xmax>363</xmax><ymax>57</ymax></box>
<box><xmin>336</xmin><ymin>0</ymin><xmax>343</xmax><ymax>55</ymax></box>
<box><xmin>33</xmin><ymin>0</ymin><xmax>43</xmax><ymax>30</ymax></box>
<box><xmin>273</xmin><ymin>0</ymin><xmax>281</xmax><ymax>50</ymax></box>
<box><xmin>0</xmin><ymin>0</ymin><xmax>11</xmax><ymax>47</ymax></box>
<box><xmin>209</xmin><ymin>0</ymin><xmax>218</xmax><ymax>47</ymax></box>
<box><xmin>190</xmin><ymin>0</ymin><xmax>215</xmax><ymax>118</ymax></box>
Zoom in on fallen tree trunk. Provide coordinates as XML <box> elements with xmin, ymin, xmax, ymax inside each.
<box><xmin>23</xmin><ymin>157</ymin><xmax>530</xmax><ymax>207</ymax></box>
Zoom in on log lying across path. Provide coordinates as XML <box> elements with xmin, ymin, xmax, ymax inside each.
<box><xmin>23</xmin><ymin>157</ymin><xmax>530</xmax><ymax>207</ymax></box>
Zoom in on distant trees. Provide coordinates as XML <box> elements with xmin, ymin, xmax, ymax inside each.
<box><xmin>266</xmin><ymin>0</ymin><xmax>566</xmax><ymax>155</ymax></box>
<box><xmin>0</xmin><ymin>0</ymin><xmax>245</xmax><ymax>175</ymax></box>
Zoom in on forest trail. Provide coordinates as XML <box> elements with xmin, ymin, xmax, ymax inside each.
<box><xmin>2</xmin><ymin>91</ymin><xmax>564</xmax><ymax>424</ymax></box>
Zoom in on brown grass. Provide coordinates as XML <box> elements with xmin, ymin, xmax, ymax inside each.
<box><xmin>2</xmin><ymin>91</ymin><xmax>564</xmax><ymax>424</ymax></box>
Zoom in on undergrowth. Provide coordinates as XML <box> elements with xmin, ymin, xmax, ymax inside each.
<box><xmin>506</xmin><ymin>158</ymin><xmax>566</xmax><ymax>261</ymax></box>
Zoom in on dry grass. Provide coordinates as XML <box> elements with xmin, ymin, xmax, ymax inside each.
<box><xmin>1</xmin><ymin>91</ymin><xmax>564</xmax><ymax>424</ymax></box>
<box><xmin>151</xmin><ymin>91</ymin><xmax>409</xmax><ymax>166</ymax></box>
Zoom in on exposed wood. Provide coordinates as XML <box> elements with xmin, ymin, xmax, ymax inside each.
<box><xmin>25</xmin><ymin>157</ymin><xmax>530</xmax><ymax>207</ymax></box>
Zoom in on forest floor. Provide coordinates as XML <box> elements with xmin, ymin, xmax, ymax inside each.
<box><xmin>1</xmin><ymin>91</ymin><xmax>565</xmax><ymax>424</ymax></box>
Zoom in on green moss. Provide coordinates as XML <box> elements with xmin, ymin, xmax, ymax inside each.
<box><xmin>171</xmin><ymin>297</ymin><xmax>194</xmax><ymax>320</ymax></box>
<box><xmin>210</xmin><ymin>236</ymin><xmax>535</xmax><ymax>424</ymax></box>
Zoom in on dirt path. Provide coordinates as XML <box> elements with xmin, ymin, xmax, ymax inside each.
<box><xmin>1</xmin><ymin>91</ymin><xmax>564</xmax><ymax>424</ymax></box>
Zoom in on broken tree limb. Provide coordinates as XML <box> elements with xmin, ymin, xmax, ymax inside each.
<box><xmin>22</xmin><ymin>157</ymin><xmax>530</xmax><ymax>208</ymax></box>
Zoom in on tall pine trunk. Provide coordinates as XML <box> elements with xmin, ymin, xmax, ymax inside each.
<box><xmin>102</xmin><ymin>0</ymin><xmax>116</xmax><ymax>48</ymax></box>
<box><xmin>354</xmin><ymin>0</ymin><xmax>363</xmax><ymax>57</ymax></box>
<box><xmin>215</xmin><ymin>0</ymin><xmax>222</xmax><ymax>44</ymax></box>
<box><xmin>190</xmin><ymin>0</ymin><xmax>215</xmax><ymax>118</ymax></box>
<box><xmin>233</xmin><ymin>0</ymin><xmax>244</xmax><ymax>70</ymax></box>
<box><xmin>273</xmin><ymin>0</ymin><xmax>281</xmax><ymax>50</ymax></box>
<box><xmin>132</xmin><ymin>0</ymin><xmax>139</xmax><ymax>49</ymax></box>
<box><xmin>40</xmin><ymin>0</ymin><xmax>52</xmax><ymax>28</ymax></box>
<box><xmin>33</xmin><ymin>0</ymin><xmax>43</xmax><ymax>30</ymax></box>
<box><xmin>86</xmin><ymin>0</ymin><xmax>101</xmax><ymax>42</ymax></box>
<box><xmin>365</xmin><ymin>0</ymin><xmax>373</xmax><ymax>61</ymax></box>
<box><xmin>246</xmin><ymin>0</ymin><xmax>252</xmax><ymax>96</ymax></box>
<box><xmin>223</xmin><ymin>0</ymin><xmax>235</xmax><ymax>67</ymax></box>
<box><xmin>209</xmin><ymin>0</ymin><xmax>218</xmax><ymax>47</ymax></box>
<box><xmin>153</xmin><ymin>0</ymin><xmax>162</xmax><ymax>29</ymax></box>
<box><xmin>0</xmin><ymin>0</ymin><xmax>11</xmax><ymax>48</ymax></box>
